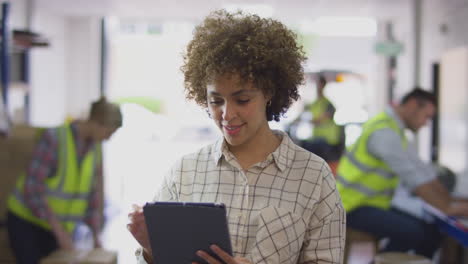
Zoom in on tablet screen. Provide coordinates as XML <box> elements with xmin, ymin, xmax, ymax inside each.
<box><xmin>143</xmin><ymin>202</ymin><xmax>233</xmax><ymax>264</ymax></box>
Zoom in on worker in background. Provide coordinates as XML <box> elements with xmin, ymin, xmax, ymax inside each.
<box><xmin>300</xmin><ymin>74</ymin><xmax>343</xmax><ymax>162</ymax></box>
<box><xmin>337</xmin><ymin>88</ymin><xmax>468</xmax><ymax>258</ymax></box>
<box><xmin>6</xmin><ymin>97</ymin><xmax>122</xmax><ymax>264</ymax></box>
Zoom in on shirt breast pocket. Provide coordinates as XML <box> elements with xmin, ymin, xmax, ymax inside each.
<box><xmin>252</xmin><ymin>206</ymin><xmax>307</xmax><ymax>264</ymax></box>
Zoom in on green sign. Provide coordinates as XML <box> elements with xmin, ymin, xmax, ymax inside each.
<box><xmin>375</xmin><ymin>41</ymin><xmax>404</xmax><ymax>56</ymax></box>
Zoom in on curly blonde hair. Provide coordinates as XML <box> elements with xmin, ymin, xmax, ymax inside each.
<box><xmin>181</xmin><ymin>10</ymin><xmax>306</xmax><ymax>121</ymax></box>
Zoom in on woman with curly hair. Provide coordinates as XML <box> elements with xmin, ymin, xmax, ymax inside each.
<box><xmin>128</xmin><ymin>10</ymin><xmax>345</xmax><ymax>264</ymax></box>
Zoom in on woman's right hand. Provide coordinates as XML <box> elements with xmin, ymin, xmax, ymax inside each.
<box><xmin>127</xmin><ymin>204</ymin><xmax>152</xmax><ymax>257</ymax></box>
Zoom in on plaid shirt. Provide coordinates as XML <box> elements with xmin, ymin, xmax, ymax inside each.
<box><xmin>145</xmin><ymin>130</ymin><xmax>345</xmax><ymax>264</ymax></box>
<box><xmin>23</xmin><ymin>122</ymin><xmax>102</xmax><ymax>233</ymax></box>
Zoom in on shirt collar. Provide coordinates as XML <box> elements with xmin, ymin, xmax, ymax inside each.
<box><xmin>270</xmin><ymin>130</ymin><xmax>295</xmax><ymax>172</ymax></box>
<box><xmin>211</xmin><ymin>138</ymin><xmax>225</xmax><ymax>166</ymax></box>
<box><xmin>69</xmin><ymin>121</ymin><xmax>95</xmax><ymax>151</ymax></box>
<box><xmin>210</xmin><ymin>130</ymin><xmax>295</xmax><ymax>172</ymax></box>
<box><xmin>385</xmin><ymin>106</ymin><xmax>405</xmax><ymax>131</ymax></box>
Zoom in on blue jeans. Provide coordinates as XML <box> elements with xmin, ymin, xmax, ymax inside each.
<box><xmin>346</xmin><ymin>206</ymin><xmax>443</xmax><ymax>258</ymax></box>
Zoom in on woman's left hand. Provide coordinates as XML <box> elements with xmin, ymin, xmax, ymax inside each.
<box><xmin>193</xmin><ymin>245</ymin><xmax>252</xmax><ymax>264</ymax></box>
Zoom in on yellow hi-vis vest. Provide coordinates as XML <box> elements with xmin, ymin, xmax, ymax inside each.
<box><xmin>7</xmin><ymin>124</ymin><xmax>101</xmax><ymax>233</ymax></box>
<box><xmin>336</xmin><ymin>111</ymin><xmax>407</xmax><ymax>212</ymax></box>
<box><xmin>309</xmin><ymin>97</ymin><xmax>341</xmax><ymax>145</ymax></box>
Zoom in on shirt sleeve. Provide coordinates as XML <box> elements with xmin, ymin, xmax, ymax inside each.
<box><xmin>367</xmin><ymin>128</ymin><xmax>437</xmax><ymax>191</ymax></box>
<box><xmin>84</xmin><ymin>161</ymin><xmax>103</xmax><ymax>234</ymax></box>
<box><xmin>298</xmin><ymin>164</ymin><xmax>346</xmax><ymax>264</ymax></box>
<box><xmin>152</xmin><ymin>160</ymin><xmax>181</xmax><ymax>202</ymax></box>
<box><xmin>23</xmin><ymin>129</ymin><xmax>58</xmax><ymax>220</ymax></box>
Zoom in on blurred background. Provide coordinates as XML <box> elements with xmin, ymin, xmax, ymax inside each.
<box><xmin>2</xmin><ymin>0</ymin><xmax>468</xmax><ymax>263</ymax></box>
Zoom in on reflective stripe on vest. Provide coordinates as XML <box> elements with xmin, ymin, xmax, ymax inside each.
<box><xmin>309</xmin><ymin>97</ymin><xmax>341</xmax><ymax>145</ymax></box>
<box><xmin>7</xmin><ymin>124</ymin><xmax>100</xmax><ymax>233</ymax></box>
<box><xmin>336</xmin><ymin>111</ymin><xmax>407</xmax><ymax>212</ymax></box>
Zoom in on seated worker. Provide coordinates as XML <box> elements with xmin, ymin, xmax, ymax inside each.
<box><xmin>300</xmin><ymin>75</ymin><xmax>343</xmax><ymax>162</ymax></box>
<box><xmin>336</xmin><ymin>88</ymin><xmax>468</xmax><ymax>259</ymax></box>
<box><xmin>6</xmin><ymin>97</ymin><xmax>122</xmax><ymax>264</ymax></box>
<box><xmin>128</xmin><ymin>10</ymin><xmax>345</xmax><ymax>264</ymax></box>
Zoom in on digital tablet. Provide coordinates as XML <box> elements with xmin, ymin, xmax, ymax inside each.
<box><xmin>143</xmin><ymin>202</ymin><xmax>233</xmax><ymax>264</ymax></box>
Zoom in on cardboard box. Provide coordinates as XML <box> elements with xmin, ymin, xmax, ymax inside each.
<box><xmin>40</xmin><ymin>249</ymin><xmax>117</xmax><ymax>264</ymax></box>
<box><xmin>374</xmin><ymin>252</ymin><xmax>431</xmax><ymax>264</ymax></box>
<box><xmin>0</xmin><ymin>125</ymin><xmax>43</xmax><ymax>222</ymax></box>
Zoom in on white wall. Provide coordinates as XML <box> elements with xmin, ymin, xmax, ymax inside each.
<box><xmin>29</xmin><ymin>12</ymin><xmax>67</xmax><ymax>126</ymax></box>
<box><xmin>439</xmin><ymin>47</ymin><xmax>468</xmax><ymax>176</ymax></box>
<box><xmin>28</xmin><ymin>12</ymin><xmax>101</xmax><ymax>126</ymax></box>
<box><xmin>9</xmin><ymin>0</ymin><xmax>27</xmax><ymax>29</ymax></box>
<box><xmin>420</xmin><ymin>0</ymin><xmax>468</xmax><ymax>89</ymax></box>
<box><xmin>66</xmin><ymin>17</ymin><xmax>102</xmax><ymax>119</ymax></box>
<box><xmin>393</xmin><ymin>10</ymin><xmax>415</xmax><ymax>99</ymax></box>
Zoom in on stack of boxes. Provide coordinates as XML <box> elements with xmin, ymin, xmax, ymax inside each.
<box><xmin>40</xmin><ymin>249</ymin><xmax>118</xmax><ymax>264</ymax></box>
<box><xmin>0</xmin><ymin>125</ymin><xmax>40</xmax><ymax>263</ymax></box>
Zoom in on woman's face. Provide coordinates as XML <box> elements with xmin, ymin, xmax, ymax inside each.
<box><xmin>207</xmin><ymin>74</ymin><xmax>270</xmax><ymax>150</ymax></box>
